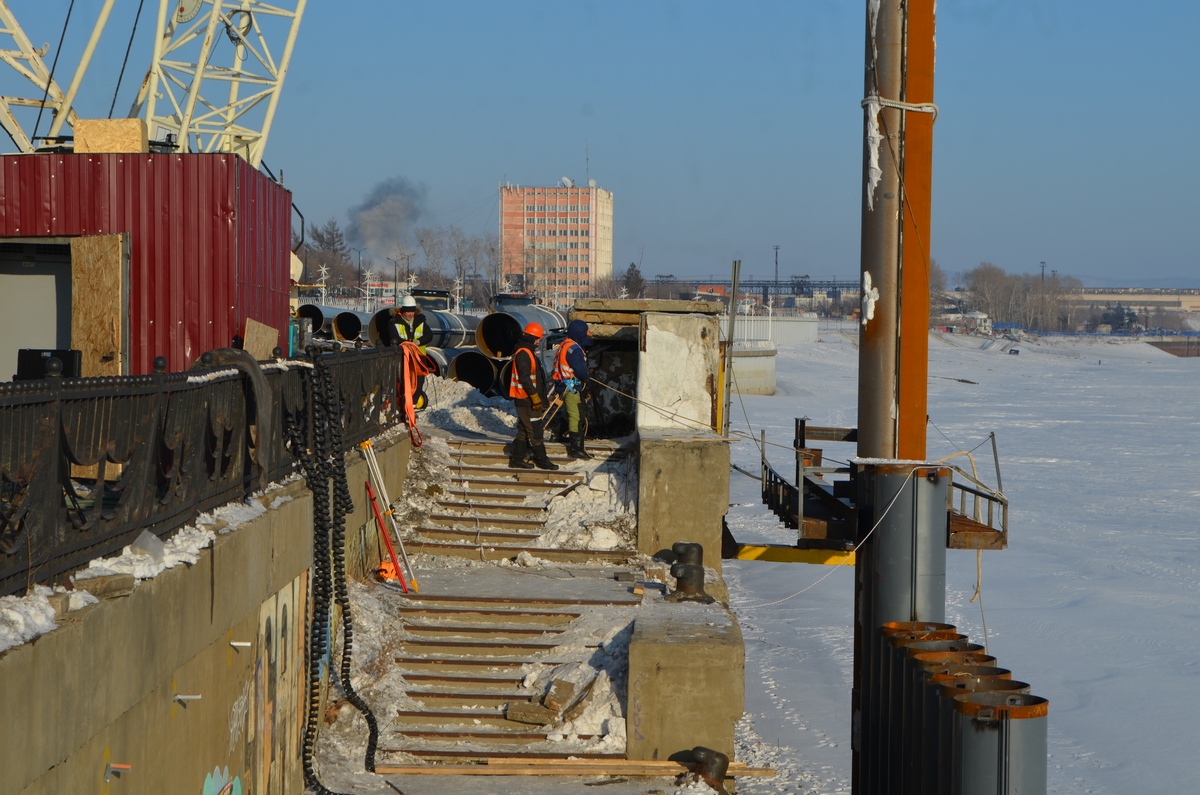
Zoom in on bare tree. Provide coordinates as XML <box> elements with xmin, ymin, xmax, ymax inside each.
<box><xmin>413</xmin><ymin>226</ymin><xmax>448</xmax><ymax>279</ymax></box>
<box><xmin>589</xmin><ymin>275</ymin><xmax>623</xmax><ymax>299</ymax></box>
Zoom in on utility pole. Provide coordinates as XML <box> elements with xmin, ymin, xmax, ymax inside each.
<box><xmin>351</xmin><ymin>247</ymin><xmax>365</xmax><ymax>295</ymax></box>
<box><xmin>1041</xmin><ymin>261</ymin><xmax>1046</xmax><ymax>282</ymax></box>
<box><xmin>773</xmin><ymin>245</ymin><xmax>780</xmax><ymax>304</ymax></box>
<box><xmin>853</xmin><ymin>4</ymin><xmax>940</xmax><ymax>794</ymax></box>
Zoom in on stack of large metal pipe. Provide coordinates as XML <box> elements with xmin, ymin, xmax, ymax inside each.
<box><xmin>855</xmin><ymin>464</ymin><xmax>1048</xmax><ymax>794</ymax></box>
<box><xmin>444</xmin><ymin>305</ymin><xmax>567</xmax><ymax>395</ymax></box>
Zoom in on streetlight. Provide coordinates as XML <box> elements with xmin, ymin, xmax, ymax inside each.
<box><xmin>351</xmin><ymin>246</ymin><xmax>366</xmax><ymax>292</ymax></box>
<box><xmin>773</xmin><ymin>244</ymin><xmax>780</xmax><ymax>303</ymax></box>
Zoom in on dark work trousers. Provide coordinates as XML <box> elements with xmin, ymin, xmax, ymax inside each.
<box><xmin>514</xmin><ymin>398</ymin><xmax>546</xmax><ymax>447</ymax></box>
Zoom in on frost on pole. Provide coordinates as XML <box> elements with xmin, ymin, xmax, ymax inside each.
<box><xmin>865</xmin><ymin>0</ymin><xmax>884</xmax><ymax>210</ymax></box>
<box><xmin>864</xmin><ymin>94</ymin><xmax>884</xmax><ymax>210</ymax></box>
<box><xmin>862</xmin><ymin>271</ymin><xmax>880</xmax><ymax>326</ymax></box>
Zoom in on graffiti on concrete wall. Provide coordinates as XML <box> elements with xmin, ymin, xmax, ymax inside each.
<box><xmin>248</xmin><ymin>572</ymin><xmax>307</xmax><ymax>795</ymax></box>
<box><xmin>202</xmin><ymin>766</ymin><xmax>243</xmax><ymax>795</ymax></box>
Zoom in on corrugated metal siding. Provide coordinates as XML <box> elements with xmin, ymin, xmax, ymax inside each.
<box><xmin>0</xmin><ymin>153</ymin><xmax>291</xmax><ymax>373</ymax></box>
<box><xmin>235</xmin><ymin>157</ymin><xmax>291</xmax><ymax>353</ymax></box>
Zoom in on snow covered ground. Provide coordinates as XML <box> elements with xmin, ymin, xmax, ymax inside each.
<box><xmin>725</xmin><ymin>324</ymin><xmax>1199</xmax><ymax>794</ymax></box>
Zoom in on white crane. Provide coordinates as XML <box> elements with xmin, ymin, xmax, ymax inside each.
<box><xmin>0</xmin><ymin>0</ymin><xmax>304</xmax><ymax>167</ymax></box>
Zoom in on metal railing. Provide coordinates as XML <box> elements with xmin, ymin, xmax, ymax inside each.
<box><xmin>0</xmin><ymin>348</ymin><xmax>403</xmax><ymax>597</ymax></box>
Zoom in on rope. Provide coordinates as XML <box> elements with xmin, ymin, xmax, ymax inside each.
<box><xmin>399</xmin><ymin>342</ymin><xmax>435</xmax><ymax>447</ymax></box>
<box><xmin>861</xmin><ymin>94</ymin><xmax>939</xmax><ymax>123</ymax></box>
<box><xmin>735</xmin><ymin>468</ymin><xmax>920</xmax><ymax>611</ymax></box>
<box><xmin>969</xmin><ymin>549</ymin><xmax>989</xmax><ymax>654</ymax></box>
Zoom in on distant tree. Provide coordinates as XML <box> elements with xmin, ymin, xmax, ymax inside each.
<box><xmin>305</xmin><ymin>218</ymin><xmax>353</xmax><ymax>286</ymax></box>
<box><xmin>965</xmin><ymin>262</ymin><xmax>1019</xmax><ymax>324</ymax></box>
<box><xmin>413</xmin><ymin>226</ymin><xmax>448</xmax><ymax>278</ymax></box>
<box><xmin>929</xmin><ymin>259</ymin><xmax>948</xmax><ymax>309</ymax></box>
<box><xmin>622</xmin><ymin>262</ymin><xmax>646</xmax><ymax>298</ymax></box>
<box><xmin>589</xmin><ymin>275</ymin><xmax>623</xmax><ymax>299</ymax></box>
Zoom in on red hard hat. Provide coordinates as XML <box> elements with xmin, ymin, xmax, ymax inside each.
<box><xmin>524</xmin><ymin>322</ymin><xmax>544</xmax><ymax>339</ymax></box>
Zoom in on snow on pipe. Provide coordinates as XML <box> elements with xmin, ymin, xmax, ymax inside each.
<box><xmin>367</xmin><ymin>309</ymin><xmax>479</xmax><ymax>349</ymax></box>
<box><xmin>476</xmin><ymin>306</ymin><xmax>567</xmax><ymax>359</ymax></box>
<box><xmin>448</xmin><ymin>349</ymin><xmax>499</xmax><ymax>392</ymax></box>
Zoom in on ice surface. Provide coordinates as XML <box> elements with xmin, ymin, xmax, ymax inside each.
<box><xmin>725</xmin><ymin>324</ymin><xmax>1200</xmax><ymax>794</ymax></box>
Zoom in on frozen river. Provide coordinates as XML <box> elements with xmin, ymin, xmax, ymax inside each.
<box><xmin>725</xmin><ymin>325</ymin><xmax>1200</xmax><ymax>794</ymax></box>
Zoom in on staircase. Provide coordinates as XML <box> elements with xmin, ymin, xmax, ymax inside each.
<box><xmin>407</xmin><ymin>436</ymin><xmax>635</xmax><ymax>564</ymax></box>
<box><xmin>378</xmin><ymin>566</ymin><xmax>642</xmax><ymax>764</ymax></box>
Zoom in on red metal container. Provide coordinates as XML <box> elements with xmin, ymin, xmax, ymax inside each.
<box><xmin>0</xmin><ymin>152</ymin><xmax>291</xmax><ymax>374</ymax></box>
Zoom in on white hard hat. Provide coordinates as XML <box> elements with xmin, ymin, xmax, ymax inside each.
<box><xmin>400</xmin><ymin>295</ymin><xmax>417</xmax><ymax>309</ymax></box>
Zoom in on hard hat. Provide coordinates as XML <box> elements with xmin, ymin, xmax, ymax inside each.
<box><xmin>524</xmin><ymin>322</ymin><xmax>544</xmax><ymax>339</ymax></box>
<box><xmin>400</xmin><ymin>295</ymin><xmax>417</xmax><ymax>309</ymax></box>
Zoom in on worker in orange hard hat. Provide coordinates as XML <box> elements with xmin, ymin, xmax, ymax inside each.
<box><xmin>507</xmin><ymin>321</ymin><xmax>558</xmax><ymax>471</ymax></box>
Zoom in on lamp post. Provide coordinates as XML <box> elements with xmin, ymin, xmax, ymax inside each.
<box><xmin>773</xmin><ymin>244</ymin><xmax>780</xmax><ymax>304</ymax></box>
<box><xmin>351</xmin><ymin>246</ymin><xmax>365</xmax><ymax>295</ymax></box>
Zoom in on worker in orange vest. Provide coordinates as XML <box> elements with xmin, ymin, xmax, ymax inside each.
<box><xmin>552</xmin><ymin>319</ymin><xmax>593</xmax><ymax>460</ymax></box>
<box><xmin>507</xmin><ymin>322</ymin><xmax>559</xmax><ymax>470</ymax></box>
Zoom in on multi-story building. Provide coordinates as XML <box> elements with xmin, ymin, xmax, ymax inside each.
<box><xmin>498</xmin><ymin>181</ymin><xmax>613</xmax><ymax>306</ymax></box>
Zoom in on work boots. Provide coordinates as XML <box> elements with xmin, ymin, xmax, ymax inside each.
<box><xmin>567</xmin><ymin>431</ymin><xmax>592</xmax><ymax>460</ymax></box>
<box><xmin>530</xmin><ymin>443</ymin><xmax>559</xmax><ymax>471</ymax></box>
<box><xmin>508</xmin><ymin>439</ymin><xmax>535</xmax><ymax>469</ymax></box>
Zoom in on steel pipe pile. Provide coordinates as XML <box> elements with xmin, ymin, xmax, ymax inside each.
<box><xmin>853</xmin><ymin>462</ymin><xmax>1049</xmax><ymax>795</ymax></box>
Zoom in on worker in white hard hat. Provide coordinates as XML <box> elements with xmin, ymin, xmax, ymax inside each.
<box><xmin>384</xmin><ymin>295</ymin><xmax>432</xmax><ymax>352</ymax></box>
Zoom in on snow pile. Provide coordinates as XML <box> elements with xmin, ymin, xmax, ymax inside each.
<box><xmin>73</xmin><ymin>524</ymin><xmax>216</xmax><ymax>581</ymax></box>
<box><xmin>536</xmin><ymin>466</ymin><xmax>637</xmax><ymax>551</ymax></box>
<box><xmin>0</xmin><ymin>586</ymin><xmax>58</xmax><ymax>654</ymax></box>
<box><xmin>0</xmin><ymin>584</ymin><xmax>100</xmax><ymax>655</ymax></box>
<box><xmin>390</xmin><ymin>435</ymin><xmax>454</xmax><ymax>532</ymax></box>
<box><xmin>423</xmin><ymin>375</ymin><xmax>516</xmax><ymax>436</ymax></box>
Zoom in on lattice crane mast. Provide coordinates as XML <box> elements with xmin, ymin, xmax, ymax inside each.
<box><xmin>0</xmin><ymin>0</ymin><xmax>304</xmax><ymax>168</ymax></box>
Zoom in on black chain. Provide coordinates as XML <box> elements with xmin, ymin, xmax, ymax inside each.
<box><xmin>289</xmin><ymin>350</ymin><xmax>379</xmax><ymax>793</ymax></box>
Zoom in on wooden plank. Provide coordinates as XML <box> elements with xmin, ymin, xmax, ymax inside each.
<box><xmin>488</xmin><ymin>758</ymin><xmax>769</xmax><ymax>775</ymax></box>
<box><xmin>243</xmin><ymin>317</ymin><xmax>280</xmax><ymax>361</ymax></box>
<box><xmin>572</xmin><ymin>298</ymin><xmax>724</xmax><ymax>314</ymax></box>
<box><xmin>585</xmin><ymin>323</ymin><xmax>639</xmax><ymax>341</ymax></box>
<box><xmin>374</xmin><ymin>761</ymin><xmax>774</xmax><ymax>777</ymax></box>
<box><xmin>70</xmin><ymin>234</ymin><xmax>126</xmax><ymax>378</ymax></box>
<box><xmin>569</xmin><ymin>310</ymin><xmax>643</xmax><ymax>325</ymax></box>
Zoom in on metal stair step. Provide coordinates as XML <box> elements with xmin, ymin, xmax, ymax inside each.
<box><xmin>427</xmin><ymin>513</ymin><xmax>546</xmax><ymax>531</ymax></box>
<box><xmin>413</xmin><ymin>540</ymin><xmax>635</xmax><ymax>565</ymax></box>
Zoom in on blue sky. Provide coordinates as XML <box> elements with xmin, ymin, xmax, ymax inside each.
<box><xmin>9</xmin><ymin>1</ymin><xmax>1200</xmax><ymax>286</ymax></box>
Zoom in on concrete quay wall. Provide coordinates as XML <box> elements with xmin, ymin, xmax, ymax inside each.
<box><xmin>0</xmin><ymin>437</ymin><xmax>407</xmax><ymax>794</ymax></box>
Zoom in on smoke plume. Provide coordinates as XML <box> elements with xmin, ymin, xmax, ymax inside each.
<box><xmin>346</xmin><ymin>176</ymin><xmax>429</xmax><ymax>258</ymax></box>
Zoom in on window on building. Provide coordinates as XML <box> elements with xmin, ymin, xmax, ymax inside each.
<box><xmin>583</xmin><ymin>242</ymin><xmax>589</xmax><ymax>249</ymax></box>
<box><xmin>536</xmin><ymin>205</ymin><xmax>545</xmax><ymax>211</ymax></box>
<box><xmin>582</xmin><ymin>255</ymin><xmax>590</xmax><ymax>262</ymax></box>
<box><xmin>525</xmin><ymin>205</ymin><xmax>535</xmax><ymax>212</ymax></box>
<box><xmin>560</xmin><ymin>255</ymin><xmax>568</xmax><ymax>262</ymax></box>
<box><xmin>526</xmin><ymin>217</ymin><xmax>535</xmax><ymax>224</ymax></box>
<box><xmin>580</xmin><ymin>204</ymin><xmax>589</xmax><ymax>212</ymax></box>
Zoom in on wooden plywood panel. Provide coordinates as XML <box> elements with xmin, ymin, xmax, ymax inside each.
<box><xmin>73</xmin><ymin>118</ymin><xmax>148</xmax><ymax>153</ymax></box>
<box><xmin>243</xmin><ymin>318</ymin><xmax>280</xmax><ymax>361</ymax></box>
<box><xmin>70</xmin><ymin>234</ymin><xmax>127</xmax><ymax>377</ymax></box>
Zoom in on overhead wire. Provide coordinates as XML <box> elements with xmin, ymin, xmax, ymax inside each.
<box><xmin>32</xmin><ymin>0</ymin><xmax>76</xmax><ymax>145</ymax></box>
<box><xmin>108</xmin><ymin>0</ymin><xmax>147</xmax><ymax>119</ymax></box>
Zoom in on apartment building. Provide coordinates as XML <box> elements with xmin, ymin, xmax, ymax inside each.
<box><xmin>498</xmin><ymin>180</ymin><xmax>613</xmax><ymax>306</ymax></box>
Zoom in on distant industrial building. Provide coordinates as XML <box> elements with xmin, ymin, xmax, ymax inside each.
<box><xmin>498</xmin><ymin>180</ymin><xmax>613</xmax><ymax>305</ymax></box>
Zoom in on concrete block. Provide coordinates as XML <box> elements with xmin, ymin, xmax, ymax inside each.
<box><xmin>506</xmin><ymin>702</ymin><xmax>558</xmax><ymax>725</ymax></box>
<box><xmin>626</xmin><ymin>608</ymin><xmax>745</xmax><ymax>761</ymax></box>
<box><xmin>76</xmin><ymin>572</ymin><xmax>135</xmax><ymax>599</ymax></box>
<box><xmin>637</xmin><ymin>313</ymin><xmax>720</xmax><ymax>432</ymax></box>
<box><xmin>637</xmin><ymin>429</ymin><xmax>730</xmax><ymax>574</ymax></box>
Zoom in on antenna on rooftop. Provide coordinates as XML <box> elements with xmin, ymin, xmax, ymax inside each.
<box><xmin>561</xmin><ymin>177</ymin><xmax>574</xmax><ymax>188</ymax></box>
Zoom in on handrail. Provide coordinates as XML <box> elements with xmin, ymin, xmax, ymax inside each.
<box><xmin>0</xmin><ymin>348</ymin><xmax>404</xmax><ymax>597</ymax></box>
